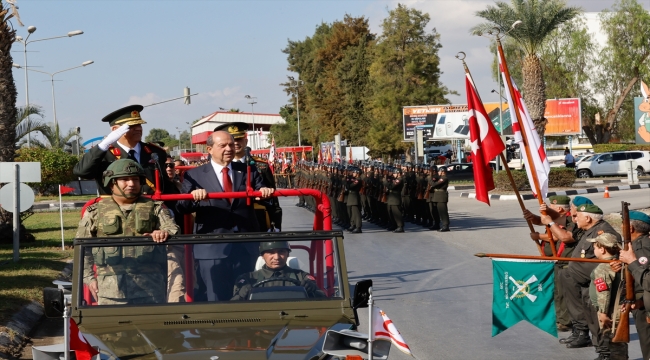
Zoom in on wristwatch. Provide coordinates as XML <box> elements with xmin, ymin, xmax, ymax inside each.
<box><xmin>547</xmin><ymin>221</ymin><xmax>556</xmax><ymax>227</ymax></box>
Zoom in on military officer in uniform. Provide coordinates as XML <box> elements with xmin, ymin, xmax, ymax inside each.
<box><xmin>387</xmin><ymin>167</ymin><xmax>405</xmax><ymax>233</ymax></box>
<box><xmin>214</xmin><ymin>122</ymin><xmax>283</xmax><ymax>230</ymax></box>
<box><xmin>73</xmin><ymin>105</ymin><xmax>176</xmax><ymax>196</ymax></box>
<box><xmin>231</xmin><ymin>241</ymin><xmax>326</xmax><ymax>300</ymax></box>
<box><xmin>429</xmin><ymin>166</ymin><xmax>450</xmax><ymax>231</ymax></box>
<box><xmin>346</xmin><ymin>167</ymin><xmax>363</xmax><ymax>233</ymax></box>
<box><xmin>78</xmin><ymin>159</ymin><xmax>180</xmax><ymax>305</ymax></box>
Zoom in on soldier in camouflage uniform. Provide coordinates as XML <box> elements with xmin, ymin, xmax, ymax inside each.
<box><xmin>79</xmin><ymin>159</ymin><xmax>180</xmax><ymax>305</ymax></box>
<box><xmin>587</xmin><ymin>233</ymin><xmax>627</xmax><ymax>360</ymax></box>
<box><xmin>231</xmin><ymin>241</ymin><xmax>326</xmax><ymax>300</ymax></box>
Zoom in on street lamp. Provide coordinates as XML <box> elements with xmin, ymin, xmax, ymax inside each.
<box><xmin>186</xmin><ymin>121</ymin><xmax>192</xmax><ymax>152</ymax></box>
<box><xmin>13</xmin><ymin>61</ymin><xmax>94</xmax><ymax>141</ymax></box>
<box><xmin>14</xmin><ymin>27</ymin><xmax>84</xmax><ymax>146</ymax></box>
<box><xmin>175</xmin><ymin>127</ymin><xmax>183</xmax><ymax>154</ymax></box>
<box><xmin>288</xmin><ymin>76</ymin><xmax>304</xmax><ymax>146</ymax></box>
<box><xmin>244</xmin><ymin>95</ymin><xmax>257</xmax><ymax>149</ymax></box>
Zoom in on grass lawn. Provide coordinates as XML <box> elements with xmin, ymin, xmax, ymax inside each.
<box><xmin>0</xmin><ymin>210</ymin><xmax>79</xmax><ymax>324</ymax></box>
<box><xmin>35</xmin><ymin>194</ymin><xmax>96</xmax><ymax>202</ymax></box>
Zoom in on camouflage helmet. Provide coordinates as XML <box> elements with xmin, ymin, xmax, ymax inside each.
<box><xmin>102</xmin><ymin>159</ymin><xmax>146</xmax><ymax>187</ymax></box>
<box><xmin>259</xmin><ymin>241</ymin><xmax>292</xmax><ymax>255</ymax></box>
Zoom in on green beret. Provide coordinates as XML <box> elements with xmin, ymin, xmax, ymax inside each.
<box><xmin>102</xmin><ymin>105</ymin><xmax>146</xmax><ymax>126</ymax></box>
<box><xmin>630</xmin><ymin>211</ymin><xmax>650</xmax><ymax>225</ymax></box>
<box><xmin>577</xmin><ymin>204</ymin><xmax>603</xmax><ymax>215</ymax></box>
<box><xmin>572</xmin><ymin>196</ymin><xmax>593</xmax><ymax>207</ymax></box>
<box><xmin>548</xmin><ymin>195</ymin><xmax>571</xmax><ymax>205</ymax></box>
<box><xmin>214</xmin><ymin>122</ymin><xmax>248</xmax><ymax>139</ymax></box>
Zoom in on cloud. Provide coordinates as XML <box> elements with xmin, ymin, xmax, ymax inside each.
<box><xmin>124</xmin><ymin>92</ymin><xmax>160</xmax><ymax>107</ymax></box>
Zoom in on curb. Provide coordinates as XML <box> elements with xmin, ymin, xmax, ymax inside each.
<box><xmin>32</xmin><ymin>201</ymin><xmax>87</xmax><ymax>211</ymax></box>
<box><xmin>0</xmin><ymin>260</ymin><xmax>73</xmax><ymax>359</ymax></box>
<box><xmin>459</xmin><ymin>183</ymin><xmax>650</xmax><ymax>201</ymax></box>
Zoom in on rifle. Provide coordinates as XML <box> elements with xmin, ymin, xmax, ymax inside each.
<box><xmin>337</xmin><ymin>176</ymin><xmax>347</xmax><ymax>202</ymax></box>
<box><xmin>613</xmin><ymin>201</ymin><xmax>633</xmax><ymax>343</ymax></box>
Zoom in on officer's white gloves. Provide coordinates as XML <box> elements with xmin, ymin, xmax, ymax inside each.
<box><xmin>98</xmin><ymin>124</ymin><xmax>130</xmax><ymax>151</ymax></box>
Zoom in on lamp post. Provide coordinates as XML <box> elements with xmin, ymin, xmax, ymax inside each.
<box><xmin>186</xmin><ymin>121</ymin><xmax>192</xmax><ymax>152</ymax></box>
<box><xmin>288</xmin><ymin>76</ymin><xmax>304</xmax><ymax>146</ymax></box>
<box><xmin>175</xmin><ymin>127</ymin><xmax>183</xmax><ymax>155</ymax></box>
<box><xmin>13</xmin><ymin>60</ymin><xmax>93</xmax><ymax>143</ymax></box>
<box><xmin>14</xmin><ymin>27</ymin><xmax>84</xmax><ymax>146</ymax></box>
<box><xmin>244</xmin><ymin>95</ymin><xmax>257</xmax><ymax>150</ymax></box>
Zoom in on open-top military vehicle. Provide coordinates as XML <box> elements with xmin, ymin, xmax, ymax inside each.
<box><xmin>42</xmin><ymin>185</ymin><xmax>391</xmax><ymax>360</ymax></box>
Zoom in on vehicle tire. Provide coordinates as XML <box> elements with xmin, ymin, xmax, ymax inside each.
<box><xmin>637</xmin><ymin>167</ymin><xmax>646</xmax><ymax>177</ymax></box>
<box><xmin>577</xmin><ymin>169</ymin><xmax>591</xmax><ymax>178</ymax></box>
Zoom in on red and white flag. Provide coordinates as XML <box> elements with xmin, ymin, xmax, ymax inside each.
<box><xmin>317</xmin><ymin>146</ymin><xmax>323</xmax><ymax>164</ymax></box>
<box><xmin>348</xmin><ymin>145</ymin><xmax>353</xmax><ymax>164</ymax></box>
<box><xmin>465</xmin><ymin>73</ymin><xmax>505</xmax><ymax>205</ymax></box>
<box><xmin>301</xmin><ymin>150</ymin><xmax>306</xmax><ymax>162</ymax></box>
<box><xmin>326</xmin><ymin>146</ymin><xmax>333</xmax><ymax>164</ymax></box>
<box><xmin>268</xmin><ymin>136</ymin><xmax>276</xmax><ymax>174</ymax></box>
<box><xmin>373</xmin><ymin>307</ymin><xmax>413</xmax><ymax>357</ymax></box>
<box><xmin>60</xmin><ymin>185</ymin><xmax>75</xmax><ymax>195</ymax></box>
<box><xmin>498</xmin><ymin>47</ymin><xmax>550</xmax><ymax>198</ymax></box>
<box><xmin>335</xmin><ymin>148</ymin><xmax>341</xmax><ymax>163</ymax></box>
<box><xmin>69</xmin><ymin>318</ymin><xmax>99</xmax><ymax>360</ymax></box>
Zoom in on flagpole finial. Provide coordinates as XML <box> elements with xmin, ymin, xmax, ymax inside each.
<box><xmin>475</xmin><ymin>253</ymin><xmax>487</xmax><ymax>258</ymax></box>
<box><xmin>456</xmin><ymin>52</ymin><xmax>469</xmax><ymax>73</ymax></box>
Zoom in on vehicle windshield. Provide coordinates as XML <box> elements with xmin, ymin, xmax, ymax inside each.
<box><xmin>78</xmin><ymin>236</ymin><xmax>342</xmax><ymax>306</ymax></box>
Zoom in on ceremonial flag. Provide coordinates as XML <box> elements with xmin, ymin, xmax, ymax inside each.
<box><xmin>373</xmin><ymin>307</ymin><xmax>413</xmax><ymax>356</ymax></box>
<box><xmin>348</xmin><ymin>145</ymin><xmax>353</xmax><ymax>164</ymax></box>
<box><xmin>268</xmin><ymin>136</ymin><xmax>276</xmax><ymax>174</ymax></box>
<box><xmin>492</xmin><ymin>259</ymin><xmax>556</xmax><ymax>337</ymax></box>
<box><xmin>317</xmin><ymin>146</ymin><xmax>322</xmax><ymax>164</ymax></box>
<box><xmin>326</xmin><ymin>146</ymin><xmax>332</xmax><ymax>164</ymax></box>
<box><xmin>69</xmin><ymin>318</ymin><xmax>99</xmax><ymax>360</ymax></box>
<box><xmin>60</xmin><ymin>185</ymin><xmax>75</xmax><ymax>195</ymax></box>
<box><xmin>498</xmin><ymin>47</ymin><xmax>550</xmax><ymax>198</ymax></box>
<box><xmin>302</xmin><ymin>150</ymin><xmax>306</xmax><ymax>162</ymax></box>
<box><xmin>282</xmin><ymin>153</ymin><xmax>288</xmax><ymax>173</ymax></box>
<box><xmin>465</xmin><ymin>72</ymin><xmax>505</xmax><ymax>205</ymax></box>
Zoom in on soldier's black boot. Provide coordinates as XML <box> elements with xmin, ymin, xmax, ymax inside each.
<box><xmin>393</xmin><ymin>227</ymin><xmax>404</xmax><ymax>233</ymax></box>
<box><xmin>565</xmin><ymin>330</ymin><xmax>591</xmax><ymax>348</ymax></box>
<box><xmin>559</xmin><ymin>329</ymin><xmax>578</xmax><ymax>344</ymax></box>
<box><xmin>429</xmin><ymin>224</ymin><xmax>440</xmax><ymax>231</ymax></box>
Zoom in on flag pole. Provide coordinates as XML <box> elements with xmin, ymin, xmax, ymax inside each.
<box><xmin>475</xmin><ymin>252</ymin><xmax>615</xmax><ymax>264</ymax></box>
<box><xmin>457</xmin><ymin>52</ymin><xmax>544</xmax><ymax>256</ymax></box>
<box><xmin>59</xmin><ymin>184</ymin><xmax>65</xmax><ymax>251</ymax></box>
<box><xmin>495</xmin><ymin>37</ymin><xmax>557</xmax><ymax>257</ymax></box>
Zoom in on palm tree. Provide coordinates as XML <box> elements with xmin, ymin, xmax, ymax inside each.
<box><xmin>0</xmin><ymin>1</ymin><xmax>20</xmax><ymax>162</ymax></box>
<box><xmin>472</xmin><ymin>0</ymin><xmax>581</xmax><ymax>137</ymax></box>
<box><xmin>23</xmin><ymin>123</ymin><xmax>81</xmax><ymax>151</ymax></box>
<box><xmin>15</xmin><ymin>104</ymin><xmax>49</xmax><ymax>144</ymax></box>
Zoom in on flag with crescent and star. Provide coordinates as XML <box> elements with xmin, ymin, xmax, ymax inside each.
<box><xmin>466</xmin><ymin>72</ymin><xmax>504</xmax><ymax>205</ymax></box>
<box><xmin>268</xmin><ymin>136</ymin><xmax>276</xmax><ymax>174</ymax></box>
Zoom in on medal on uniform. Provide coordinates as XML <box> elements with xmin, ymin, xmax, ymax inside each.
<box><xmin>580</xmin><ymin>249</ymin><xmax>585</xmax><ymax>258</ymax></box>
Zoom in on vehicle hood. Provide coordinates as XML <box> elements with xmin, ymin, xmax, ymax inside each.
<box><xmin>82</xmin><ymin>320</ymin><xmax>352</xmax><ymax>360</ymax></box>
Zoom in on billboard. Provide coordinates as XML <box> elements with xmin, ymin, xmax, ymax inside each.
<box><xmin>403</xmin><ymin>98</ymin><xmax>582</xmax><ymax>141</ymax></box>
<box><xmin>635</xmin><ymin>96</ymin><xmax>650</xmax><ymax>144</ymax></box>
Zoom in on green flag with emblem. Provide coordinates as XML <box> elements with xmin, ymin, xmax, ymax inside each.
<box><xmin>492</xmin><ymin>259</ymin><xmax>557</xmax><ymax>337</ymax></box>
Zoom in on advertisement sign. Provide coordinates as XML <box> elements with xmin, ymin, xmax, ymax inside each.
<box><xmin>403</xmin><ymin>98</ymin><xmax>582</xmax><ymax>141</ymax></box>
<box><xmin>543</xmin><ymin>98</ymin><xmax>582</xmax><ymax>136</ymax></box>
<box><xmin>635</xmin><ymin>97</ymin><xmax>650</xmax><ymax>144</ymax></box>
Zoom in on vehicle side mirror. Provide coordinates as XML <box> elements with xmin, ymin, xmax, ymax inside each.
<box><xmin>597</xmin><ymin>159</ymin><xmax>603</xmax><ymax>163</ymax></box>
<box><xmin>43</xmin><ymin>287</ymin><xmax>64</xmax><ymax>318</ymax></box>
<box><xmin>352</xmin><ymin>279</ymin><xmax>372</xmax><ymax>310</ymax></box>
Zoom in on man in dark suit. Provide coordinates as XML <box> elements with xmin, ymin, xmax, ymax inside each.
<box><xmin>177</xmin><ymin>131</ymin><xmax>274</xmax><ymax>301</ymax></box>
<box><xmin>73</xmin><ymin>105</ymin><xmax>176</xmax><ymax>196</ymax></box>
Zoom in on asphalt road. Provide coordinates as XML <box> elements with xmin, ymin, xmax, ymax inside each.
<box><xmin>20</xmin><ymin>188</ymin><xmax>649</xmax><ymax>360</ymax></box>
<box><xmin>280</xmin><ymin>188</ymin><xmax>650</xmax><ymax>360</ymax></box>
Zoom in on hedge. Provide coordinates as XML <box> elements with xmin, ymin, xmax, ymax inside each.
<box><xmin>593</xmin><ymin>144</ymin><xmax>650</xmax><ymax>153</ymax></box>
<box><xmin>493</xmin><ymin>167</ymin><xmax>576</xmax><ymax>192</ymax></box>
<box><xmin>15</xmin><ymin>147</ymin><xmax>79</xmax><ymax>195</ymax></box>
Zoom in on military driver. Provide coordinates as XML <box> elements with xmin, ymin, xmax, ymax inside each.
<box><xmin>78</xmin><ymin>159</ymin><xmax>180</xmax><ymax>305</ymax></box>
<box><xmin>231</xmin><ymin>241</ymin><xmax>326</xmax><ymax>300</ymax></box>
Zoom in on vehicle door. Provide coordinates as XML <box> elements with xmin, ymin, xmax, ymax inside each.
<box><xmin>611</xmin><ymin>152</ymin><xmax>628</xmax><ymax>175</ymax></box>
<box><xmin>627</xmin><ymin>152</ymin><xmax>643</xmax><ymax>173</ymax></box>
<box><xmin>593</xmin><ymin>153</ymin><xmax>615</xmax><ymax>176</ymax></box>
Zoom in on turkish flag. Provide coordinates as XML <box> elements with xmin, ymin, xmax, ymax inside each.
<box><xmin>60</xmin><ymin>185</ymin><xmax>75</xmax><ymax>195</ymax></box>
<box><xmin>69</xmin><ymin>318</ymin><xmax>99</xmax><ymax>360</ymax></box>
<box><xmin>466</xmin><ymin>73</ymin><xmax>505</xmax><ymax>205</ymax></box>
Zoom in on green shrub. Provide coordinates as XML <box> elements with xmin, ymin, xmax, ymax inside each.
<box><xmin>15</xmin><ymin>148</ymin><xmax>79</xmax><ymax>195</ymax></box>
<box><xmin>548</xmin><ymin>167</ymin><xmax>576</xmax><ymax>187</ymax></box>
<box><xmin>493</xmin><ymin>167</ymin><xmax>575</xmax><ymax>191</ymax></box>
<box><xmin>593</xmin><ymin>144</ymin><xmax>650</xmax><ymax>153</ymax></box>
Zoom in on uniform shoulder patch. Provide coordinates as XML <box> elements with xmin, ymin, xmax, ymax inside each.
<box><xmin>639</xmin><ymin>257</ymin><xmax>648</xmax><ymax>265</ymax></box>
<box><xmin>597</xmin><ymin>230</ymin><xmax>604</xmax><ymax>235</ymax></box>
<box><xmin>594</xmin><ymin>277</ymin><xmax>608</xmax><ymax>292</ymax></box>
<box><xmin>238</xmin><ymin>278</ymin><xmax>247</xmax><ymax>284</ymax></box>
<box><xmin>306</xmin><ymin>274</ymin><xmax>316</xmax><ymax>281</ymax></box>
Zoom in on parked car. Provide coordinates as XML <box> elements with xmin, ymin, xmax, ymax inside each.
<box><xmin>575</xmin><ymin>151</ymin><xmax>650</xmax><ymax>178</ymax></box>
<box><xmin>443</xmin><ymin>163</ymin><xmax>475</xmax><ymax>181</ymax></box>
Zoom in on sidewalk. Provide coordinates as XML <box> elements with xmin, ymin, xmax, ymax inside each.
<box><xmin>459</xmin><ymin>183</ymin><xmax>650</xmax><ymax>201</ymax></box>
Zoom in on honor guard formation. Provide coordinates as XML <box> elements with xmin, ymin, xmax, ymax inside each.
<box><xmin>290</xmin><ymin>161</ymin><xmax>450</xmax><ymax>233</ymax></box>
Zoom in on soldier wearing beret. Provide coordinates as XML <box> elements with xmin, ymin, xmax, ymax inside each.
<box><xmin>429</xmin><ymin>166</ymin><xmax>450</xmax><ymax>232</ymax></box>
<box><xmin>214</xmin><ymin>122</ymin><xmax>283</xmax><ymax>231</ymax></box>
<box><xmin>559</xmin><ymin>203</ymin><xmax>622</xmax><ymax>350</ymax></box>
<box><xmin>73</xmin><ymin>105</ymin><xmax>177</xmax><ymax>196</ymax></box>
<box><xmin>613</xmin><ymin>210</ymin><xmax>650</xmax><ymax>359</ymax></box>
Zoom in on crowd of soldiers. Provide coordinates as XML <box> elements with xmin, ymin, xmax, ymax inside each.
<box><xmin>289</xmin><ymin>161</ymin><xmax>451</xmax><ymax>233</ymax></box>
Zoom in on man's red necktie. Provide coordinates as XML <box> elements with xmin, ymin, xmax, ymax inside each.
<box><xmin>221</xmin><ymin>167</ymin><xmax>233</xmax><ymax>203</ymax></box>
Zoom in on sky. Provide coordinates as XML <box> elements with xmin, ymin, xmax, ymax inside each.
<box><xmin>12</xmin><ymin>0</ymin><xmax>649</xmax><ymax>144</ymax></box>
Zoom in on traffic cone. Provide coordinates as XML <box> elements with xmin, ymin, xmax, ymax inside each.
<box><xmin>604</xmin><ymin>186</ymin><xmax>610</xmax><ymax>198</ymax></box>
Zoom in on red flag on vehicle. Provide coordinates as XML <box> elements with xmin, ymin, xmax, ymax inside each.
<box><xmin>465</xmin><ymin>73</ymin><xmax>505</xmax><ymax>205</ymax></box>
<box><xmin>69</xmin><ymin>318</ymin><xmax>99</xmax><ymax>360</ymax></box>
<box><xmin>60</xmin><ymin>185</ymin><xmax>75</xmax><ymax>195</ymax></box>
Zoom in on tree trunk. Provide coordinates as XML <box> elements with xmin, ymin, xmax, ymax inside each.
<box><xmin>0</xmin><ymin>4</ymin><xmax>17</xmax><ymax>163</ymax></box>
<box><xmin>521</xmin><ymin>54</ymin><xmax>547</xmax><ymax>138</ymax></box>
<box><xmin>604</xmin><ymin>74</ymin><xmax>639</xmax><ymax>131</ymax></box>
